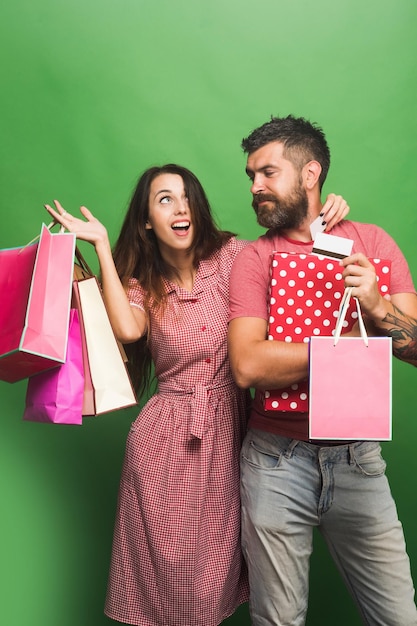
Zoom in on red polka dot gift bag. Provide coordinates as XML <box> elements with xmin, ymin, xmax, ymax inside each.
<box><xmin>264</xmin><ymin>252</ymin><xmax>391</xmax><ymax>419</ymax></box>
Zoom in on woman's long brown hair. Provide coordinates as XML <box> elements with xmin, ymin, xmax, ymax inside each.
<box><xmin>112</xmin><ymin>164</ymin><xmax>235</xmax><ymax>396</ymax></box>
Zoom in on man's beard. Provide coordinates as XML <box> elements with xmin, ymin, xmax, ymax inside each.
<box><xmin>252</xmin><ymin>184</ymin><xmax>309</xmax><ymax>230</ymax></box>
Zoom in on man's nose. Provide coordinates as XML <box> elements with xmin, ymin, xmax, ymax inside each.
<box><xmin>250</xmin><ymin>176</ymin><xmax>265</xmax><ymax>195</ymax></box>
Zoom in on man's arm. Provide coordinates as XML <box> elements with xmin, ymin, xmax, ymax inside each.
<box><xmin>227</xmin><ymin>317</ymin><xmax>309</xmax><ymax>390</ymax></box>
<box><xmin>342</xmin><ymin>253</ymin><xmax>417</xmax><ymax>367</ymax></box>
<box><xmin>370</xmin><ymin>293</ymin><xmax>417</xmax><ymax>365</ymax></box>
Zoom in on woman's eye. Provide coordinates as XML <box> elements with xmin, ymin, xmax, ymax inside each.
<box><xmin>160</xmin><ymin>196</ymin><xmax>171</xmax><ymax>204</ymax></box>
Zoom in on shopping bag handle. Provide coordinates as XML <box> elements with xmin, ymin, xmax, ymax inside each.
<box><xmin>333</xmin><ymin>287</ymin><xmax>368</xmax><ymax>347</ymax></box>
<box><xmin>20</xmin><ymin>220</ymin><xmax>66</xmax><ymax>251</ymax></box>
<box><xmin>23</xmin><ymin>221</ymin><xmax>94</xmax><ymax>278</ymax></box>
<box><xmin>74</xmin><ymin>246</ymin><xmax>94</xmax><ymax>277</ymax></box>
<box><xmin>44</xmin><ymin>220</ymin><xmax>94</xmax><ymax>277</ymax></box>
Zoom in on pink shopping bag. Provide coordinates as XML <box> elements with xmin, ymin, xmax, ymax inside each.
<box><xmin>23</xmin><ymin>309</ymin><xmax>84</xmax><ymax>425</ymax></box>
<box><xmin>308</xmin><ymin>288</ymin><xmax>392</xmax><ymax>441</ymax></box>
<box><xmin>0</xmin><ymin>224</ymin><xmax>76</xmax><ymax>382</ymax></box>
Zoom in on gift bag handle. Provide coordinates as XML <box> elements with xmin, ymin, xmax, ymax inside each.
<box><xmin>333</xmin><ymin>287</ymin><xmax>368</xmax><ymax>347</ymax></box>
<box><xmin>74</xmin><ymin>247</ymin><xmax>94</xmax><ymax>277</ymax></box>
<box><xmin>20</xmin><ymin>220</ymin><xmax>66</xmax><ymax>251</ymax></box>
<box><xmin>22</xmin><ymin>221</ymin><xmax>94</xmax><ymax>277</ymax></box>
<box><xmin>49</xmin><ymin>221</ymin><xmax>94</xmax><ymax>277</ymax></box>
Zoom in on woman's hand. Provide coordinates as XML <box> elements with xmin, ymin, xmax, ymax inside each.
<box><xmin>321</xmin><ymin>193</ymin><xmax>350</xmax><ymax>232</ymax></box>
<box><xmin>45</xmin><ymin>200</ymin><xmax>109</xmax><ymax>248</ymax></box>
<box><xmin>46</xmin><ymin>200</ymin><xmax>147</xmax><ymax>342</ymax></box>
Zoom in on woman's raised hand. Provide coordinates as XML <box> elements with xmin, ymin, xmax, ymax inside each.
<box><xmin>44</xmin><ymin>200</ymin><xmax>109</xmax><ymax>247</ymax></box>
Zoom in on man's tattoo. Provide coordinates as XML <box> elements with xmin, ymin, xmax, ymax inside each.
<box><xmin>380</xmin><ymin>305</ymin><xmax>417</xmax><ymax>363</ymax></box>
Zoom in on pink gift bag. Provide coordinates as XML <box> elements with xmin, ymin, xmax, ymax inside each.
<box><xmin>0</xmin><ymin>224</ymin><xmax>75</xmax><ymax>382</ymax></box>
<box><xmin>23</xmin><ymin>309</ymin><xmax>84</xmax><ymax>425</ymax></box>
<box><xmin>308</xmin><ymin>288</ymin><xmax>392</xmax><ymax>441</ymax></box>
<box><xmin>264</xmin><ymin>252</ymin><xmax>391</xmax><ymax>412</ymax></box>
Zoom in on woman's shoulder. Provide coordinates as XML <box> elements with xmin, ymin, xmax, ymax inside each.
<box><xmin>201</xmin><ymin>237</ymin><xmax>251</xmax><ymax>281</ymax></box>
<box><xmin>218</xmin><ymin>235</ymin><xmax>251</xmax><ymax>258</ymax></box>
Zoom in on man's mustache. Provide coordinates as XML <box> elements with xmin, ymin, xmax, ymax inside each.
<box><xmin>252</xmin><ymin>194</ymin><xmax>277</xmax><ymax>210</ymax></box>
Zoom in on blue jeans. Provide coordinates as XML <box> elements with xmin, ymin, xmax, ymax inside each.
<box><xmin>240</xmin><ymin>430</ymin><xmax>417</xmax><ymax>626</ymax></box>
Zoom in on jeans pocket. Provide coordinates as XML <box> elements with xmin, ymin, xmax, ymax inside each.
<box><xmin>352</xmin><ymin>442</ymin><xmax>387</xmax><ymax>477</ymax></box>
<box><xmin>241</xmin><ymin>434</ymin><xmax>284</xmax><ymax>470</ymax></box>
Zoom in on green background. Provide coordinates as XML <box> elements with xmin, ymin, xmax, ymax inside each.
<box><xmin>1</xmin><ymin>1</ymin><xmax>416</xmax><ymax>624</ymax></box>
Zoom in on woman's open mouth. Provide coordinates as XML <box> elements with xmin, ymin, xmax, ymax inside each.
<box><xmin>171</xmin><ymin>220</ymin><xmax>190</xmax><ymax>233</ymax></box>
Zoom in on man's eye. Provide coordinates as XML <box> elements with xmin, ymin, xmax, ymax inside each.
<box><xmin>265</xmin><ymin>170</ymin><xmax>275</xmax><ymax>177</ymax></box>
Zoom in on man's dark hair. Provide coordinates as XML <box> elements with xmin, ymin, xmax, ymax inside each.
<box><xmin>241</xmin><ymin>115</ymin><xmax>331</xmax><ymax>190</ymax></box>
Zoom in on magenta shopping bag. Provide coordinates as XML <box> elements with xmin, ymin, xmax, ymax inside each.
<box><xmin>308</xmin><ymin>288</ymin><xmax>392</xmax><ymax>441</ymax></box>
<box><xmin>23</xmin><ymin>309</ymin><xmax>84</xmax><ymax>425</ymax></box>
<box><xmin>0</xmin><ymin>224</ymin><xmax>75</xmax><ymax>382</ymax></box>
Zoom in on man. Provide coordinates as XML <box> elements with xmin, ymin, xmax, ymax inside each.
<box><xmin>228</xmin><ymin>115</ymin><xmax>417</xmax><ymax>625</ymax></box>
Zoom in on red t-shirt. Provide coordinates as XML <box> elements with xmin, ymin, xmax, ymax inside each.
<box><xmin>229</xmin><ymin>221</ymin><xmax>415</xmax><ymax>440</ymax></box>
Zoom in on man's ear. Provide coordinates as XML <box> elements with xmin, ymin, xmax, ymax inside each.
<box><xmin>302</xmin><ymin>160</ymin><xmax>322</xmax><ymax>190</ymax></box>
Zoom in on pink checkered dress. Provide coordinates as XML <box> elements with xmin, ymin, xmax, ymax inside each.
<box><xmin>105</xmin><ymin>237</ymin><xmax>249</xmax><ymax>625</ymax></box>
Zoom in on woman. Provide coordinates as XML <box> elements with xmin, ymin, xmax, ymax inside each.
<box><xmin>45</xmin><ymin>164</ymin><xmax>348</xmax><ymax>625</ymax></box>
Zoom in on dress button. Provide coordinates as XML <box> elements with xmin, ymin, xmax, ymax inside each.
<box><xmin>201</xmin><ymin>325</ymin><xmax>207</xmax><ymax>331</ymax></box>
<box><xmin>205</xmin><ymin>358</ymin><xmax>211</xmax><ymax>364</ymax></box>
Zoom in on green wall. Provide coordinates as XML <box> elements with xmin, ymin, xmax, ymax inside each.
<box><xmin>1</xmin><ymin>1</ymin><xmax>416</xmax><ymax>624</ymax></box>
